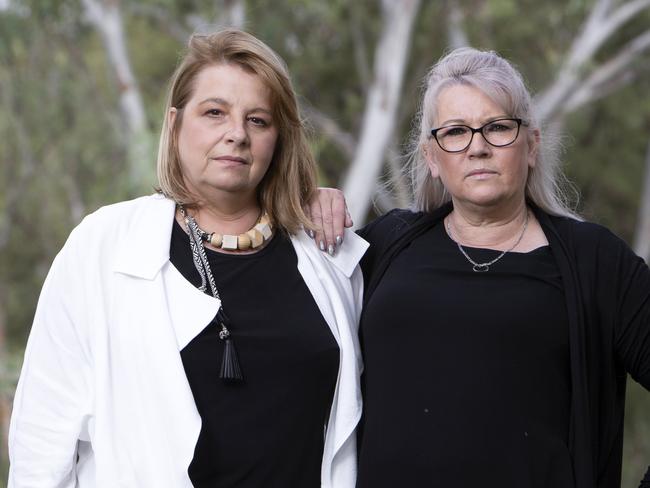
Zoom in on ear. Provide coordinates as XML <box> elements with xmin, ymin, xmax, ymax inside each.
<box><xmin>423</xmin><ymin>143</ymin><xmax>440</xmax><ymax>179</ymax></box>
<box><xmin>168</xmin><ymin>107</ymin><xmax>178</xmax><ymax>129</ymax></box>
<box><xmin>527</xmin><ymin>128</ymin><xmax>540</xmax><ymax>168</ymax></box>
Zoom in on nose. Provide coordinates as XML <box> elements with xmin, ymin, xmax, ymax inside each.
<box><xmin>225</xmin><ymin>117</ymin><xmax>249</xmax><ymax>146</ymax></box>
<box><xmin>466</xmin><ymin>130</ymin><xmax>491</xmax><ymax>158</ymax></box>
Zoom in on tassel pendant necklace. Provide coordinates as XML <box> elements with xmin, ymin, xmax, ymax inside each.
<box><xmin>179</xmin><ymin>205</ymin><xmax>244</xmax><ymax>382</ymax></box>
<box><xmin>215</xmin><ymin>308</ymin><xmax>242</xmax><ymax>380</ymax></box>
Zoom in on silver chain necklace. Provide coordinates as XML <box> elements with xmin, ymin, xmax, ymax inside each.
<box><xmin>445</xmin><ymin>210</ymin><xmax>529</xmax><ymax>273</ymax></box>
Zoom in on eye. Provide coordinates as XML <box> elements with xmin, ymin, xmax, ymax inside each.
<box><xmin>248</xmin><ymin>116</ymin><xmax>270</xmax><ymax>127</ymax></box>
<box><xmin>486</xmin><ymin>121</ymin><xmax>514</xmax><ymax>132</ymax></box>
<box><xmin>204</xmin><ymin>108</ymin><xmax>224</xmax><ymax>117</ymax></box>
<box><xmin>440</xmin><ymin>126</ymin><xmax>468</xmax><ymax>138</ymax></box>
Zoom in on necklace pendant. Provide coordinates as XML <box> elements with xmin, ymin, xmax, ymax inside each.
<box><xmin>472</xmin><ymin>264</ymin><xmax>489</xmax><ymax>272</ymax></box>
<box><xmin>218</xmin><ymin>325</ymin><xmax>230</xmax><ymax>340</ymax></box>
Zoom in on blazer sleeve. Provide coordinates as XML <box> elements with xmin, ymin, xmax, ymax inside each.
<box><xmin>8</xmin><ymin>225</ymin><xmax>94</xmax><ymax>487</ymax></box>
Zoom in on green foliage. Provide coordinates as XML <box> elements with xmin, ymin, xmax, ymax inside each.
<box><xmin>0</xmin><ymin>4</ymin><xmax>130</xmax><ymax>347</ymax></box>
<box><xmin>565</xmin><ymin>81</ymin><xmax>650</xmax><ymax>237</ymax></box>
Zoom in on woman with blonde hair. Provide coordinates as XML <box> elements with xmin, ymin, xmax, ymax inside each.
<box><xmin>9</xmin><ymin>29</ymin><xmax>367</xmax><ymax>488</ymax></box>
<box><xmin>311</xmin><ymin>47</ymin><xmax>650</xmax><ymax>487</ymax></box>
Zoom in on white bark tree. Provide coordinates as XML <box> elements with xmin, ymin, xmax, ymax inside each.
<box><xmin>446</xmin><ymin>0</ymin><xmax>469</xmax><ymax>50</ymax></box>
<box><xmin>130</xmin><ymin>0</ymin><xmax>246</xmax><ymax>44</ymax></box>
<box><xmin>222</xmin><ymin>0</ymin><xmax>245</xmax><ymax>28</ymax></box>
<box><xmin>81</xmin><ymin>0</ymin><xmax>153</xmax><ymax>191</ymax></box>
<box><xmin>342</xmin><ymin>0</ymin><xmax>421</xmax><ymax>226</ymax></box>
<box><xmin>532</xmin><ymin>1</ymin><xmax>650</xmax><ymax>251</ymax></box>
<box><xmin>369</xmin><ymin>1</ymin><xmax>468</xmax><ymax>214</ymax></box>
<box><xmin>535</xmin><ymin>0</ymin><xmax>650</xmax><ymax>123</ymax></box>
<box><xmin>634</xmin><ymin>142</ymin><xmax>650</xmax><ymax>262</ymax></box>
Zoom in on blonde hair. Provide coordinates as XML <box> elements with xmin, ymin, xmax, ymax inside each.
<box><xmin>156</xmin><ymin>29</ymin><xmax>317</xmax><ymax>234</ymax></box>
<box><xmin>408</xmin><ymin>47</ymin><xmax>578</xmax><ymax>218</ymax></box>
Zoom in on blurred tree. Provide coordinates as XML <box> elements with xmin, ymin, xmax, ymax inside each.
<box><xmin>341</xmin><ymin>0</ymin><xmax>421</xmax><ymax>224</ymax></box>
<box><xmin>635</xmin><ymin>142</ymin><xmax>650</xmax><ymax>259</ymax></box>
<box><xmin>81</xmin><ymin>0</ymin><xmax>154</xmax><ymax>192</ymax></box>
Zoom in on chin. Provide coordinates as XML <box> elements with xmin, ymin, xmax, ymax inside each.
<box><xmin>463</xmin><ymin>192</ymin><xmax>511</xmax><ymax>209</ymax></box>
<box><xmin>205</xmin><ymin>177</ymin><xmax>249</xmax><ymax>191</ymax></box>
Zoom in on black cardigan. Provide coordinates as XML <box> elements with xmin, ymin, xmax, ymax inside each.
<box><xmin>359</xmin><ymin>203</ymin><xmax>650</xmax><ymax>488</ymax></box>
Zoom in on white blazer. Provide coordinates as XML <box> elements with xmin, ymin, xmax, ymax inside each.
<box><xmin>8</xmin><ymin>194</ymin><xmax>368</xmax><ymax>488</ymax></box>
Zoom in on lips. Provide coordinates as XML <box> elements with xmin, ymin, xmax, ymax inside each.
<box><xmin>212</xmin><ymin>155</ymin><xmax>249</xmax><ymax>164</ymax></box>
<box><xmin>466</xmin><ymin>168</ymin><xmax>497</xmax><ymax>178</ymax></box>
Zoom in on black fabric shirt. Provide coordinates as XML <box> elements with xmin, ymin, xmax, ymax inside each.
<box><xmin>170</xmin><ymin>220</ymin><xmax>339</xmax><ymax>488</ymax></box>
<box><xmin>357</xmin><ymin>221</ymin><xmax>573</xmax><ymax>488</ymax></box>
<box><xmin>358</xmin><ymin>206</ymin><xmax>650</xmax><ymax>488</ymax></box>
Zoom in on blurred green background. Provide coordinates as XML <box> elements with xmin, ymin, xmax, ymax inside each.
<box><xmin>1</xmin><ymin>0</ymin><xmax>650</xmax><ymax>486</ymax></box>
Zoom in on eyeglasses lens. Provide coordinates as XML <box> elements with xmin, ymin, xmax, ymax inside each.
<box><xmin>437</xmin><ymin>119</ymin><xmax>520</xmax><ymax>152</ymax></box>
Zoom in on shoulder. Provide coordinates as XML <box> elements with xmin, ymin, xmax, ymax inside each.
<box><xmin>61</xmin><ymin>194</ymin><xmax>173</xmax><ymax>265</ymax></box>
<box><xmin>357</xmin><ymin>208</ymin><xmax>425</xmax><ymax>247</ymax></box>
<box><xmin>357</xmin><ymin>206</ymin><xmax>449</xmax><ymax>284</ymax></box>
<box><xmin>77</xmin><ymin>194</ymin><xmax>169</xmax><ymax>233</ymax></box>
<box><xmin>544</xmin><ymin>213</ymin><xmax>632</xmax><ymax>255</ymax></box>
<box><xmin>542</xmin><ymin>213</ymin><xmax>647</xmax><ymax>283</ymax></box>
<box><xmin>291</xmin><ymin>227</ymin><xmax>368</xmax><ymax>280</ymax></box>
<box><xmin>68</xmin><ymin>194</ymin><xmax>170</xmax><ymax>244</ymax></box>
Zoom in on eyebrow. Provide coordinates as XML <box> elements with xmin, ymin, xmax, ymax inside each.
<box><xmin>198</xmin><ymin>97</ymin><xmax>272</xmax><ymax>115</ymax></box>
<box><xmin>439</xmin><ymin>115</ymin><xmax>510</xmax><ymax>127</ymax></box>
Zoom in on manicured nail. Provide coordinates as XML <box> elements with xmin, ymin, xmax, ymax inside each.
<box><xmin>319</xmin><ymin>241</ymin><xmax>325</xmax><ymax>251</ymax></box>
<box><xmin>336</xmin><ymin>235</ymin><xmax>343</xmax><ymax>246</ymax></box>
<box><xmin>328</xmin><ymin>244</ymin><xmax>335</xmax><ymax>256</ymax></box>
<box><xmin>307</xmin><ymin>229</ymin><xmax>315</xmax><ymax>238</ymax></box>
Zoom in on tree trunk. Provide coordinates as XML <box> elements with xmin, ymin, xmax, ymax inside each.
<box><xmin>342</xmin><ymin>0</ymin><xmax>421</xmax><ymax>226</ymax></box>
<box><xmin>634</xmin><ymin>141</ymin><xmax>650</xmax><ymax>262</ymax></box>
<box><xmin>222</xmin><ymin>0</ymin><xmax>245</xmax><ymax>28</ymax></box>
<box><xmin>446</xmin><ymin>0</ymin><xmax>469</xmax><ymax>49</ymax></box>
<box><xmin>0</xmin><ymin>282</ymin><xmax>10</xmax><ymax>465</ymax></box>
<box><xmin>81</xmin><ymin>0</ymin><xmax>154</xmax><ymax>192</ymax></box>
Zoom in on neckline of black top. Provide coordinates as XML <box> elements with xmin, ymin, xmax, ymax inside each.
<box><xmin>441</xmin><ymin>221</ymin><xmax>551</xmax><ymax>255</ymax></box>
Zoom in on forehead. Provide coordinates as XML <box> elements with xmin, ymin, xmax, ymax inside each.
<box><xmin>435</xmin><ymin>84</ymin><xmax>507</xmax><ymax>125</ymax></box>
<box><xmin>189</xmin><ymin>63</ymin><xmax>272</xmax><ymax>108</ymax></box>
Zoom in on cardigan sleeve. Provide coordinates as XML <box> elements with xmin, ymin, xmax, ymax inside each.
<box><xmin>611</xmin><ymin>244</ymin><xmax>650</xmax><ymax>487</ymax></box>
<box><xmin>605</xmin><ymin>229</ymin><xmax>650</xmax><ymax>487</ymax></box>
<box><xmin>611</xmin><ymin>237</ymin><xmax>650</xmax><ymax>389</ymax></box>
<box><xmin>8</xmin><ymin>224</ymin><xmax>94</xmax><ymax>487</ymax></box>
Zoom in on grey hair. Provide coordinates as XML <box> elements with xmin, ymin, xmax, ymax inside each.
<box><xmin>407</xmin><ymin>47</ymin><xmax>579</xmax><ymax>218</ymax></box>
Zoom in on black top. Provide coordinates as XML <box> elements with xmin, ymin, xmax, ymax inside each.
<box><xmin>358</xmin><ymin>206</ymin><xmax>650</xmax><ymax>488</ymax></box>
<box><xmin>357</xmin><ymin>221</ymin><xmax>574</xmax><ymax>487</ymax></box>
<box><xmin>170</xmin><ymin>220</ymin><xmax>339</xmax><ymax>488</ymax></box>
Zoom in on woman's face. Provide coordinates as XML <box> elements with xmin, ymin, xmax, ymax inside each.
<box><xmin>171</xmin><ymin>63</ymin><xmax>279</xmax><ymax>205</ymax></box>
<box><xmin>424</xmin><ymin>84</ymin><xmax>538</xmax><ymax>211</ymax></box>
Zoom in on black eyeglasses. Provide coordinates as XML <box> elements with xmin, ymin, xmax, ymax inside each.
<box><xmin>430</xmin><ymin>118</ymin><xmax>528</xmax><ymax>153</ymax></box>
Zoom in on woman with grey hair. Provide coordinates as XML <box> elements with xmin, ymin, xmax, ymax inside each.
<box><xmin>310</xmin><ymin>47</ymin><xmax>650</xmax><ymax>487</ymax></box>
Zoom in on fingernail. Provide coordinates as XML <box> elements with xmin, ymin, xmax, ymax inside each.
<box><xmin>307</xmin><ymin>229</ymin><xmax>315</xmax><ymax>238</ymax></box>
<box><xmin>336</xmin><ymin>235</ymin><xmax>343</xmax><ymax>246</ymax></box>
<box><xmin>328</xmin><ymin>244</ymin><xmax>335</xmax><ymax>256</ymax></box>
<box><xmin>319</xmin><ymin>241</ymin><xmax>325</xmax><ymax>251</ymax></box>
